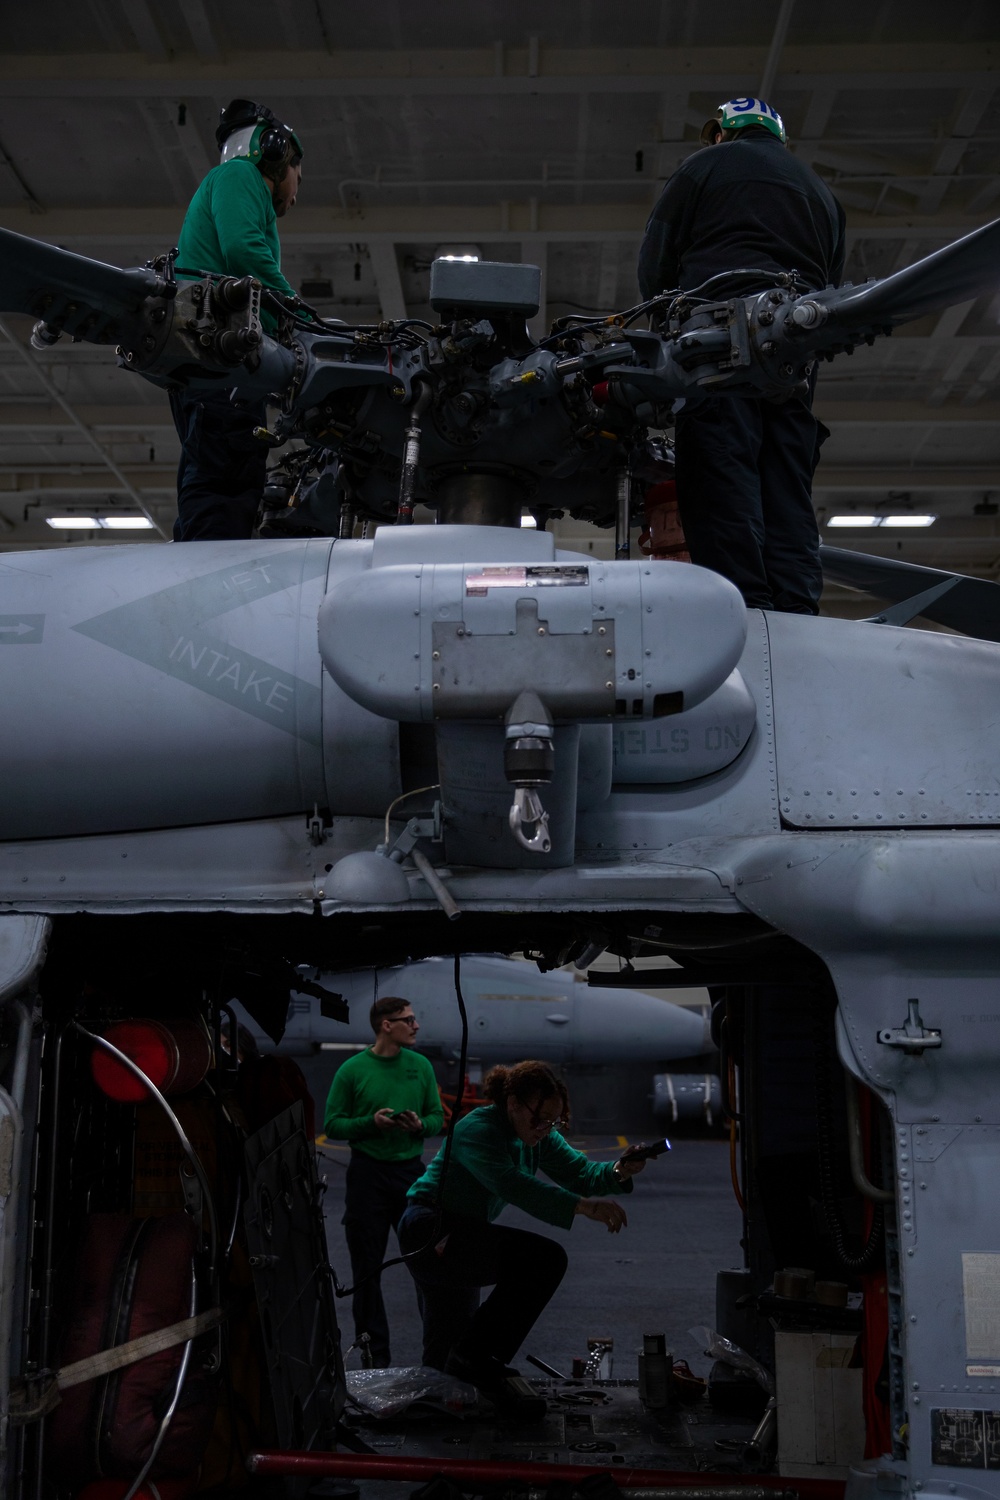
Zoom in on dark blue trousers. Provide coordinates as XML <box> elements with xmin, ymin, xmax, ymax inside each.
<box><xmin>343</xmin><ymin>1151</ymin><xmax>426</xmax><ymax>1366</ymax></box>
<box><xmin>168</xmin><ymin>387</ymin><xmax>268</xmax><ymax>541</ymax></box>
<box><xmin>674</xmin><ymin>393</ymin><xmax>828</xmax><ymax>614</ymax></box>
<box><xmin>398</xmin><ymin>1204</ymin><xmax>568</xmax><ymax>1371</ymax></box>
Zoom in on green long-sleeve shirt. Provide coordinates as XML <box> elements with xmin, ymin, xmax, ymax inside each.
<box><xmin>408</xmin><ymin>1103</ymin><xmax>632</xmax><ymax>1231</ymax></box>
<box><xmin>176</xmin><ymin>157</ymin><xmax>297</xmax><ymax>332</ymax></box>
<box><xmin>324</xmin><ymin>1047</ymin><xmax>444</xmax><ymax>1162</ymax></box>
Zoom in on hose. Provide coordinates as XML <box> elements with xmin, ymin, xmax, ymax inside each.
<box><xmin>74</xmin><ymin>1023</ymin><xmax>220</xmax><ymax>1281</ymax></box>
<box><xmin>728</xmin><ymin>1113</ymin><xmax>745</xmax><ymax>1215</ymax></box>
<box><xmin>812</xmin><ymin>1007</ymin><xmax>884</xmax><ymax>1274</ymax></box>
<box><xmin>395</xmin><ymin>379</ymin><xmax>433</xmax><ymax>524</ymax></box>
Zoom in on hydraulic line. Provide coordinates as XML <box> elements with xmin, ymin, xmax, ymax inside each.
<box><xmin>812</xmin><ymin>1008</ymin><xmax>884</xmax><ymax>1274</ymax></box>
<box><xmin>395</xmin><ymin>379</ymin><xmax>433</xmax><ymax>524</ymax></box>
<box><xmin>729</xmin><ymin>1112</ymin><xmax>745</xmax><ymax>1214</ymax></box>
<box><xmin>120</xmin><ymin>1263</ymin><xmax>198</xmax><ymax>1500</ymax></box>
<box><xmin>73</xmin><ymin>1023</ymin><xmax>220</xmax><ymax>1280</ymax></box>
<box><xmin>719</xmin><ymin>1011</ymin><xmax>744</xmax><ymax>1214</ymax></box>
<box><xmin>844</xmin><ymin>1072</ymin><xmax>894</xmax><ymax>1204</ymax></box>
<box><xmin>615</xmin><ymin>467</ymin><xmax>632</xmax><ymax>560</ymax></box>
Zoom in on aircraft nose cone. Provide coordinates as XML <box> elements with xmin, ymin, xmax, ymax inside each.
<box><xmin>574</xmin><ymin>983</ymin><xmax>711</xmax><ymax>1063</ymax></box>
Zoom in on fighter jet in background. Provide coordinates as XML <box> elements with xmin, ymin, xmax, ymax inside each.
<box><xmin>232</xmin><ymin>954</ymin><xmax>711</xmax><ymax>1064</ymax></box>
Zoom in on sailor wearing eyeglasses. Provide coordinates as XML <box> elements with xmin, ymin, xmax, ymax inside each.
<box><xmin>324</xmin><ymin>995</ymin><xmax>444</xmax><ymax>1367</ymax></box>
<box><xmin>398</xmin><ymin>1059</ymin><xmax>645</xmax><ymax>1409</ymax></box>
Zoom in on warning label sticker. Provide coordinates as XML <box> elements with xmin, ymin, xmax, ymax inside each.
<box><xmin>964</xmin><ymin>1254</ymin><xmax>1000</xmax><ymax>1359</ymax></box>
<box><xmin>931</xmin><ymin>1409</ymin><xmax>1000</xmax><ymax>1469</ymax></box>
<box><xmin>465</xmin><ymin>565</ymin><xmax>589</xmax><ymax>596</ymax></box>
<box><xmin>968</xmin><ymin>1366</ymin><xmax>1000</xmax><ymax>1378</ymax></box>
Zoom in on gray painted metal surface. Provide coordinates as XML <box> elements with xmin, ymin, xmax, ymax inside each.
<box><xmin>4</xmin><ymin>535</ymin><xmax>1000</xmax><ymax>1500</ymax></box>
<box><xmin>7</xmin><ymin>220</ymin><xmax>1000</xmax><ymax>1500</ymax></box>
<box><xmin>235</xmin><ymin>953</ymin><xmax>710</xmax><ymax>1064</ymax></box>
<box><xmin>768</xmin><ymin>613</ymin><xmax>1000</xmax><ymax>829</ymax></box>
<box><xmin>318</xmin><ymin>556</ymin><xmax>746</xmax><ymax>722</ymax></box>
<box><xmin>612</xmin><ymin>669</ymin><xmax>757</xmax><ymax>785</ymax></box>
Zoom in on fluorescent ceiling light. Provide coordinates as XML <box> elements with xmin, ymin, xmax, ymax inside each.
<box><xmin>434</xmin><ymin>244</ymin><xmax>481</xmax><ymax>262</ymax></box>
<box><xmin>827</xmin><ymin>514</ymin><xmax>937</xmax><ymax>529</ymax></box>
<box><xmin>520</xmin><ymin>514</ymin><xmax>537</xmax><ymax>528</ymax></box>
<box><xmin>45</xmin><ymin>515</ymin><xmax>154</xmax><ymax>530</ymax></box>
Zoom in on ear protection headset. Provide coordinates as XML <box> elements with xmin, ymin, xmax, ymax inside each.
<box><xmin>216</xmin><ymin>99</ymin><xmax>304</xmax><ymax>164</ymax></box>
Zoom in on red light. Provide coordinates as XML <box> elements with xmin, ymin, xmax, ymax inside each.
<box><xmin>90</xmin><ymin>1019</ymin><xmax>211</xmax><ymax>1103</ymax></box>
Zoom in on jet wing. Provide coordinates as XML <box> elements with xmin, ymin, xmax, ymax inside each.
<box><xmin>0</xmin><ymin>225</ymin><xmax>162</xmax><ymax>341</ymax></box>
<box><xmin>820</xmin><ymin>545</ymin><xmax>1000</xmax><ymax>642</ymax></box>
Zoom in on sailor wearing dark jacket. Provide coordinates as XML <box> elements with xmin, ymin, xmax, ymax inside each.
<box><xmin>638</xmin><ymin>98</ymin><xmax>846</xmax><ymax>615</ymax></box>
<box><xmin>398</xmin><ymin>1060</ymin><xmax>644</xmax><ymax>1400</ymax></box>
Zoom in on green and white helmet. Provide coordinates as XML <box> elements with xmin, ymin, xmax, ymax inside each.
<box><xmin>711</xmin><ymin>97</ymin><xmax>786</xmax><ymax>144</ymax></box>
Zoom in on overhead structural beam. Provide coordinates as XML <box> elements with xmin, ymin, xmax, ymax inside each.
<box><xmin>125</xmin><ymin>0</ymin><xmax>169</xmax><ymax>61</ymax></box>
<box><xmin>758</xmin><ymin>0</ymin><xmax>796</xmax><ymax>100</ymax></box>
<box><xmin>0</xmin><ymin>403</ymin><xmax>174</xmax><ymax>427</ymax></box>
<box><xmin>961</xmin><ymin>349</ymin><xmax>1000</xmax><ymax>407</ymax></box>
<box><xmin>917</xmin><ymin>86</ymin><xmax>995</xmax><ymax>215</ymax></box>
<box><xmin>930</xmin><ymin>297</ymin><xmax>977</xmax><ymax>341</ymax></box>
<box><xmin>2</xmin><ymin>47</ymin><xmax>997</xmax><ymax>97</ymax></box>
<box><xmin>813</xmin><ymin>467</ymin><xmax>1000</xmax><ymax>489</ymax></box>
<box><xmin>134</xmin><ymin>99</ymin><xmax>197</xmax><ymax>204</ymax></box>
<box><xmin>1</xmin><ymin>204</ymin><xmax>992</xmax><ymax>245</ymax></box>
<box><xmin>367</xmin><ymin>242</ymin><xmax>407</xmax><ymax>321</ymax></box>
<box><xmin>926</xmin><ymin>344</ymin><xmax>979</xmax><ymax>407</ymax></box>
<box><xmin>177</xmin><ymin>0</ymin><xmax>221</xmax><ymax>59</ymax></box>
<box><xmin>0</xmin><ymin>133</ymin><xmax>43</xmax><ymax>215</ymax></box>
<box><xmin>0</xmin><ymin>320</ymin><xmax>168</xmax><ymax>537</ymax></box>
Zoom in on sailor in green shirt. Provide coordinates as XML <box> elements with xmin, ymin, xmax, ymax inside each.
<box><xmin>398</xmin><ymin>1060</ymin><xmax>647</xmax><ymax>1406</ymax></box>
<box><xmin>169</xmin><ymin>99</ymin><xmax>304</xmax><ymax>542</ymax></box>
<box><xmin>324</xmin><ymin>995</ymin><xmax>443</xmax><ymax>1367</ymax></box>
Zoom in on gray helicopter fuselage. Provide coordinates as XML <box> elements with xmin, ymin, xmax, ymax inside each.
<box><xmin>6</xmin><ymin>209</ymin><xmax>1000</xmax><ymax>1500</ymax></box>
<box><xmin>1</xmin><ymin>529</ymin><xmax>1000</xmax><ymax>1500</ymax></box>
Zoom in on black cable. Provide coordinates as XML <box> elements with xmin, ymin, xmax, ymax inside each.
<box><xmin>174</xmin><ymin>270</ymin><xmax>434</xmax><ymax>350</ymax></box>
<box><xmin>670</xmin><ymin>268</ymin><xmax>810</xmax><ymax>301</ymax></box>
<box><xmin>432</xmin><ymin>953</ymin><xmax>470</xmax><ymax>1210</ymax></box>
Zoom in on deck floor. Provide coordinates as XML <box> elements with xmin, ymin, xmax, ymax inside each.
<box><xmin>306</xmin><ymin>1127</ymin><xmax>756</xmax><ymax>1499</ymax></box>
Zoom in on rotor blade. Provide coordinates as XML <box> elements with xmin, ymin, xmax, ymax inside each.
<box><xmin>820</xmin><ymin>545</ymin><xmax>1000</xmax><ymax>642</ymax></box>
<box><xmin>0</xmin><ymin>226</ymin><xmax>161</xmax><ymax>341</ymax></box>
<box><xmin>826</xmin><ymin>216</ymin><xmax>1000</xmax><ymax>328</ymax></box>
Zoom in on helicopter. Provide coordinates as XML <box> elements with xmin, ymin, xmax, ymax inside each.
<box><xmin>1</xmin><ymin>215</ymin><xmax>1000</xmax><ymax>1497</ymax></box>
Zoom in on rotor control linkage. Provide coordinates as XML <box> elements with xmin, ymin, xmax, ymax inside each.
<box><xmin>615</xmin><ymin>465</ymin><xmax>633</xmax><ymax>561</ymax></box>
<box><xmin>504</xmin><ymin>690</ymin><xmax>554</xmax><ymax>855</ymax></box>
<box><xmin>395</xmin><ymin>379</ymin><xmax>433</xmax><ymax>525</ymax></box>
<box><xmin>384</xmin><ymin>807</ymin><xmax>461</xmax><ymax>919</ymax></box>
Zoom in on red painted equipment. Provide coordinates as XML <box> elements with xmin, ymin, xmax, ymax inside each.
<box><xmin>638</xmin><ymin>481</ymin><xmax>690</xmax><ymax>562</ymax></box>
<box><xmin>247</xmin><ymin>1451</ymin><xmax>845</xmax><ymax>1499</ymax></box>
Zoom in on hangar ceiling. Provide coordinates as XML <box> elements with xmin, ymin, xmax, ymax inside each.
<box><xmin>0</xmin><ymin>0</ymin><xmax>998</xmax><ymax>608</ymax></box>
